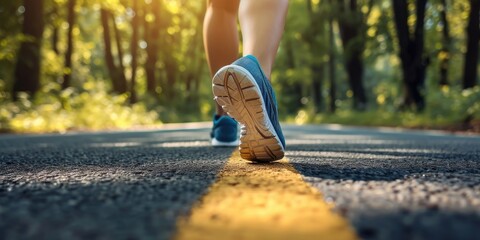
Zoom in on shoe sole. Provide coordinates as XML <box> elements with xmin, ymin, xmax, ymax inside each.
<box><xmin>211</xmin><ymin>138</ymin><xmax>240</xmax><ymax>147</ymax></box>
<box><xmin>212</xmin><ymin>65</ymin><xmax>284</xmax><ymax>162</ymax></box>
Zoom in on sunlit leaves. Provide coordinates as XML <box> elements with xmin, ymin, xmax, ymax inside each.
<box><xmin>97</xmin><ymin>0</ymin><xmax>125</xmax><ymax>13</ymax></box>
<box><xmin>1</xmin><ymin>81</ymin><xmax>159</xmax><ymax>133</ymax></box>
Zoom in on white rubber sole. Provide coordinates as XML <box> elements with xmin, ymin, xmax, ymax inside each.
<box><xmin>211</xmin><ymin>138</ymin><xmax>240</xmax><ymax>147</ymax></box>
<box><xmin>212</xmin><ymin>65</ymin><xmax>284</xmax><ymax>161</ymax></box>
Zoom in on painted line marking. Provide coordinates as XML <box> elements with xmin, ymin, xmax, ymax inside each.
<box><xmin>174</xmin><ymin>151</ymin><xmax>358</xmax><ymax>240</ymax></box>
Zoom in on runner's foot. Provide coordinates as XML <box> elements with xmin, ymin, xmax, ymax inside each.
<box><xmin>211</xmin><ymin>114</ymin><xmax>239</xmax><ymax>147</ymax></box>
<box><xmin>212</xmin><ymin>55</ymin><xmax>285</xmax><ymax>161</ymax></box>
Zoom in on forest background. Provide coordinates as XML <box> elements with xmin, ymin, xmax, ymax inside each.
<box><xmin>0</xmin><ymin>0</ymin><xmax>479</xmax><ymax>133</ymax></box>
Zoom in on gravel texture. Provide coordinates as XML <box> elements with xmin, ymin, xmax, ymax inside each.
<box><xmin>287</xmin><ymin>125</ymin><xmax>480</xmax><ymax>240</ymax></box>
<box><xmin>0</xmin><ymin>129</ymin><xmax>232</xmax><ymax>240</ymax></box>
<box><xmin>1</xmin><ymin>124</ymin><xmax>479</xmax><ymax>240</ymax></box>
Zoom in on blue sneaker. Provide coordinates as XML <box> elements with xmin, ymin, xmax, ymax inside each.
<box><xmin>212</xmin><ymin>55</ymin><xmax>285</xmax><ymax>161</ymax></box>
<box><xmin>211</xmin><ymin>114</ymin><xmax>239</xmax><ymax>147</ymax></box>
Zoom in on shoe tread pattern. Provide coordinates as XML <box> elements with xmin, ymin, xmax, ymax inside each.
<box><xmin>213</xmin><ymin>66</ymin><xmax>284</xmax><ymax>161</ymax></box>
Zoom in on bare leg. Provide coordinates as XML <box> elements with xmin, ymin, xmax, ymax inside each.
<box><xmin>203</xmin><ymin>0</ymin><xmax>240</xmax><ymax>115</ymax></box>
<box><xmin>239</xmin><ymin>0</ymin><xmax>289</xmax><ymax>79</ymax></box>
<box><xmin>208</xmin><ymin>0</ymin><xmax>289</xmax><ymax>157</ymax></box>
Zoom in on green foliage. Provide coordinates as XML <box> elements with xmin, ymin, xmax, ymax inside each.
<box><xmin>0</xmin><ymin>80</ymin><xmax>159</xmax><ymax>133</ymax></box>
<box><xmin>425</xmin><ymin>86</ymin><xmax>480</xmax><ymax>122</ymax></box>
<box><xmin>0</xmin><ymin>0</ymin><xmax>478</xmax><ymax>133</ymax></box>
<box><xmin>290</xmin><ymin>86</ymin><xmax>480</xmax><ymax>129</ymax></box>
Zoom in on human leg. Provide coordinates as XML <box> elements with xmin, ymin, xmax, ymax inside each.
<box><xmin>203</xmin><ymin>0</ymin><xmax>240</xmax><ymax>115</ymax></box>
<box><xmin>239</xmin><ymin>0</ymin><xmax>289</xmax><ymax>78</ymax></box>
<box><xmin>212</xmin><ymin>0</ymin><xmax>289</xmax><ymax>160</ymax></box>
<box><xmin>205</xmin><ymin>0</ymin><xmax>241</xmax><ymax>146</ymax></box>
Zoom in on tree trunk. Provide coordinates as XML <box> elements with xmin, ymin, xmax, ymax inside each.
<box><xmin>345</xmin><ymin>51</ymin><xmax>367</xmax><ymax>110</ymax></box>
<box><xmin>164</xmin><ymin>55</ymin><xmax>177</xmax><ymax>99</ymax></box>
<box><xmin>101</xmin><ymin>9</ymin><xmax>118</xmax><ymax>92</ymax></box>
<box><xmin>185</xmin><ymin>21</ymin><xmax>202</xmax><ymax>107</ymax></box>
<box><xmin>286</xmin><ymin>38</ymin><xmax>303</xmax><ymax>112</ymax></box>
<box><xmin>184</xmin><ymin>35</ymin><xmax>203</xmax><ymax>113</ymax></box>
<box><xmin>184</xmin><ymin>10</ymin><xmax>203</xmax><ymax>95</ymax></box>
<box><xmin>144</xmin><ymin>0</ymin><xmax>160</xmax><ymax>94</ymax></box>
<box><xmin>190</xmin><ymin>3</ymin><xmax>206</xmax><ymax>107</ymax></box>
<box><xmin>328</xmin><ymin>16</ymin><xmax>336</xmax><ymax>113</ymax></box>
<box><xmin>311</xmin><ymin>64</ymin><xmax>324</xmax><ymax>113</ymax></box>
<box><xmin>463</xmin><ymin>0</ymin><xmax>479</xmax><ymax>89</ymax></box>
<box><xmin>111</xmin><ymin>13</ymin><xmax>127</xmax><ymax>93</ymax></box>
<box><xmin>306</xmin><ymin>0</ymin><xmax>325</xmax><ymax>113</ymax></box>
<box><xmin>101</xmin><ymin>9</ymin><xmax>127</xmax><ymax>94</ymax></box>
<box><xmin>52</xmin><ymin>27</ymin><xmax>59</xmax><ymax>55</ymax></box>
<box><xmin>392</xmin><ymin>0</ymin><xmax>428</xmax><ymax>111</ymax></box>
<box><xmin>13</xmin><ymin>0</ymin><xmax>45</xmax><ymax>100</ymax></box>
<box><xmin>51</xmin><ymin>5</ymin><xmax>59</xmax><ymax>55</ymax></box>
<box><xmin>62</xmin><ymin>0</ymin><xmax>76</xmax><ymax>89</ymax></box>
<box><xmin>438</xmin><ymin>0</ymin><xmax>451</xmax><ymax>86</ymax></box>
<box><xmin>129</xmin><ymin>0</ymin><xmax>139</xmax><ymax>103</ymax></box>
<box><xmin>337</xmin><ymin>0</ymin><xmax>367</xmax><ymax>110</ymax></box>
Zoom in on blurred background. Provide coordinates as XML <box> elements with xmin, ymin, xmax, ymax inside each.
<box><xmin>0</xmin><ymin>0</ymin><xmax>478</xmax><ymax>133</ymax></box>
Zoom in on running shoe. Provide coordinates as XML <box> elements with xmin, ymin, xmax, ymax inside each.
<box><xmin>212</xmin><ymin>55</ymin><xmax>285</xmax><ymax>161</ymax></box>
<box><xmin>211</xmin><ymin>114</ymin><xmax>239</xmax><ymax>147</ymax></box>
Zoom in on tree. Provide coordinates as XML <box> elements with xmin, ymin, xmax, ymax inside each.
<box><xmin>49</xmin><ymin>4</ymin><xmax>60</xmax><ymax>55</ymax></box>
<box><xmin>337</xmin><ymin>0</ymin><xmax>370</xmax><ymax>110</ymax></box>
<box><xmin>392</xmin><ymin>0</ymin><xmax>429</xmax><ymax>111</ymax></box>
<box><xmin>129</xmin><ymin>0</ymin><xmax>139</xmax><ymax>103</ymax></box>
<box><xmin>62</xmin><ymin>0</ymin><xmax>76</xmax><ymax>89</ymax></box>
<box><xmin>462</xmin><ymin>0</ymin><xmax>479</xmax><ymax>89</ymax></box>
<box><xmin>184</xmin><ymin>4</ymin><xmax>206</xmax><ymax>111</ymax></box>
<box><xmin>144</xmin><ymin>0</ymin><xmax>161</xmax><ymax>95</ymax></box>
<box><xmin>328</xmin><ymin>7</ymin><xmax>337</xmax><ymax>113</ymax></box>
<box><xmin>111</xmin><ymin>11</ymin><xmax>127</xmax><ymax>93</ymax></box>
<box><xmin>100</xmin><ymin>8</ymin><xmax>127</xmax><ymax>94</ymax></box>
<box><xmin>438</xmin><ymin>0</ymin><xmax>451</xmax><ymax>86</ymax></box>
<box><xmin>305</xmin><ymin>0</ymin><xmax>326</xmax><ymax>113</ymax></box>
<box><xmin>13</xmin><ymin>0</ymin><xmax>45</xmax><ymax>100</ymax></box>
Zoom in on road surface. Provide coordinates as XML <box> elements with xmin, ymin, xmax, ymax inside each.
<box><xmin>1</xmin><ymin>123</ymin><xmax>479</xmax><ymax>240</ymax></box>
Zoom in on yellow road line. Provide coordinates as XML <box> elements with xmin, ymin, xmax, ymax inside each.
<box><xmin>175</xmin><ymin>151</ymin><xmax>358</xmax><ymax>240</ymax></box>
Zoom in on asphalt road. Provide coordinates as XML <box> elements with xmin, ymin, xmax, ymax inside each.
<box><xmin>0</xmin><ymin>124</ymin><xmax>479</xmax><ymax>240</ymax></box>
